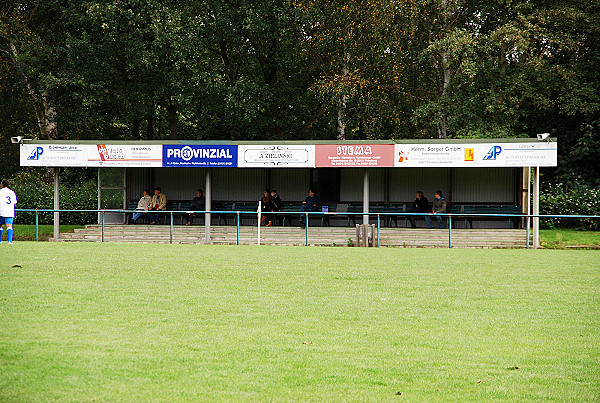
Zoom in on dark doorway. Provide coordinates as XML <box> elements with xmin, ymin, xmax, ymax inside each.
<box><xmin>311</xmin><ymin>169</ymin><xmax>340</xmax><ymax>203</ymax></box>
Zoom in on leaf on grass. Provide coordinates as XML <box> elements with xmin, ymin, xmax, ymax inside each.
<box><xmin>12</xmin><ymin>265</ymin><xmax>22</xmax><ymax>268</ymax></box>
<box><xmin>395</xmin><ymin>391</ymin><xmax>402</xmax><ymax>395</ymax></box>
<box><xmin>302</xmin><ymin>341</ymin><xmax>312</xmax><ymax>345</ymax></box>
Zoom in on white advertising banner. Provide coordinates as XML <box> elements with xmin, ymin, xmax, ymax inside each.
<box><xmin>238</xmin><ymin>145</ymin><xmax>315</xmax><ymax>167</ymax></box>
<box><xmin>89</xmin><ymin>144</ymin><xmax>162</xmax><ymax>167</ymax></box>
<box><xmin>20</xmin><ymin>144</ymin><xmax>163</xmax><ymax>167</ymax></box>
<box><xmin>394</xmin><ymin>142</ymin><xmax>557</xmax><ymax>167</ymax></box>
<box><xmin>20</xmin><ymin>144</ymin><xmax>90</xmax><ymax>167</ymax></box>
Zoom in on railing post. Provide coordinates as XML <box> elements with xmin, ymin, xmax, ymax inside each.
<box><xmin>526</xmin><ymin>214</ymin><xmax>530</xmax><ymax>249</ymax></box>
<box><xmin>236</xmin><ymin>212</ymin><xmax>240</xmax><ymax>245</ymax></box>
<box><xmin>101</xmin><ymin>211</ymin><xmax>105</xmax><ymax>243</ymax></box>
<box><xmin>170</xmin><ymin>212</ymin><xmax>173</xmax><ymax>244</ymax></box>
<box><xmin>35</xmin><ymin>209</ymin><xmax>39</xmax><ymax>242</ymax></box>
<box><xmin>257</xmin><ymin>203</ymin><xmax>261</xmax><ymax>246</ymax></box>
<box><xmin>377</xmin><ymin>215</ymin><xmax>381</xmax><ymax>247</ymax></box>
<box><xmin>305</xmin><ymin>213</ymin><xmax>309</xmax><ymax>246</ymax></box>
<box><xmin>448</xmin><ymin>215</ymin><xmax>452</xmax><ymax>248</ymax></box>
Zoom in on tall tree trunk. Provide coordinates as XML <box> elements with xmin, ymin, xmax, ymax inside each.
<box><xmin>337</xmin><ymin>47</ymin><xmax>350</xmax><ymax>140</ymax></box>
<box><xmin>337</xmin><ymin>93</ymin><xmax>347</xmax><ymax>140</ymax></box>
<box><xmin>434</xmin><ymin>0</ymin><xmax>454</xmax><ymax>139</ymax></box>
<box><xmin>9</xmin><ymin>41</ymin><xmax>57</xmax><ymax>140</ymax></box>
<box><xmin>497</xmin><ymin>4</ymin><xmax>509</xmax><ymax>112</ymax></box>
<box><xmin>9</xmin><ymin>40</ymin><xmax>57</xmax><ymax>182</ymax></box>
<box><xmin>42</xmin><ymin>93</ymin><xmax>58</xmax><ymax>140</ymax></box>
<box><xmin>437</xmin><ymin>51</ymin><xmax>451</xmax><ymax>139</ymax></box>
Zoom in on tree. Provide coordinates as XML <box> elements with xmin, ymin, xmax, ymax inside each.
<box><xmin>296</xmin><ymin>0</ymin><xmax>418</xmax><ymax>140</ymax></box>
<box><xmin>0</xmin><ymin>1</ymin><xmax>64</xmax><ymax>140</ymax></box>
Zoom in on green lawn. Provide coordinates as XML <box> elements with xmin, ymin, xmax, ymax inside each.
<box><xmin>1</xmin><ymin>244</ymin><xmax>599</xmax><ymax>401</ymax></box>
<box><xmin>5</xmin><ymin>225</ymin><xmax>84</xmax><ymax>242</ymax></box>
<box><xmin>540</xmin><ymin>229</ymin><xmax>600</xmax><ymax>248</ymax></box>
<box><xmin>7</xmin><ymin>225</ymin><xmax>600</xmax><ymax>249</ymax></box>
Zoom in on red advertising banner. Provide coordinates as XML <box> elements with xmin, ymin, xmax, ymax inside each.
<box><xmin>315</xmin><ymin>144</ymin><xmax>395</xmax><ymax>167</ymax></box>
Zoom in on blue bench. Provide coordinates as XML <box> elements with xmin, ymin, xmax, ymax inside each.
<box><xmin>463</xmin><ymin>205</ymin><xmax>522</xmax><ymax>229</ymax></box>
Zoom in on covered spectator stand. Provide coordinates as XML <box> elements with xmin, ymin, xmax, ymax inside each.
<box><xmin>19</xmin><ymin>139</ymin><xmax>557</xmax><ymax>248</ymax></box>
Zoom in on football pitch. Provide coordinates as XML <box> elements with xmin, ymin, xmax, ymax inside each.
<box><xmin>1</xmin><ymin>243</ymin><xmax>598</xmax><ymax>401</ymax></box>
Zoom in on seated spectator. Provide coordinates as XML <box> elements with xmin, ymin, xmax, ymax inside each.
<box><xmin>407</xmin><ymin>191</ymin><xmax>429</xmax><ymax>228</ymax></box>
<box><xmin>131</xmin><ymin>189</ymin><xmax>152</xmax><ymax>224</ymax></box>
<box><xmin>148</xmin><ymin>187</ymin><xmax>167</xmax><ymax>224</ymax></box>
<box><xmin>428</xmin><ymin>190</ymin><xmax>447</xmax><ymax>229</ymax></box>
<box><xmin>299</xmin><ymin>188</ymin><xmax>319</xmax><ymax>228</ymax></box>
<box><xmin>186</xmin><ymin>189</ymin><xmax>205</xmax><ymax>225</ymax></box>
<box><xmin>261</xmin><ymin>189</ymin><xmax>274</xmax><ymax>227</ymax></box>
<box><xmin>270</xmin><ymin>189</ymin><xmax>283</xmax><ymax>225</ymax></box>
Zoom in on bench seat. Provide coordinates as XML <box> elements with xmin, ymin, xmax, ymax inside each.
<box><xmin>462</xmin><ymin>205</ymin><xmax>522</xmax><ymax>228</ymax></box>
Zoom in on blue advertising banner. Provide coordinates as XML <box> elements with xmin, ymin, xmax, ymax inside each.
<box><xmin>163</xmin><ymin>145</ymin><xmax>238</xmax><ymax>167</ymax></box>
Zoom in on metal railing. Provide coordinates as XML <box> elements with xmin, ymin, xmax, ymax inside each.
<box><xmin>14</xmin><ymin>208</ymin><xmax>600</xmax><ymax>248</ymax></box>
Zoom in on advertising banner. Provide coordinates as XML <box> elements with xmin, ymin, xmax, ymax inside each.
<box><xmin>162</xmin><ymin>145</ymin><xmax>237</xmax><ymax>167</ymax></box>
<box><xmin>89</xmin><ymin>144</ymin><xmax>162</xmax><ymax>167</ymax></box>
<box><xmin>395</xmin><ymin>142</ymin><xmax>557</xmax><ymax>167</ymax></box>
<box><xmin>238</xmin><ymin>145</ymin><xmax>315</xmax><ymax>167</ymax></box>
<box><xmin>21</xmin><ymin>144</ymin><xmax>91</xmax><ymax>167</ymax></box>
<box><xmin>20</xmin><ymin>144</ymin><xmax>163</xmax><ymax>167</ymax></box>
<box><xmin>315</xmin><ymin>144</ymin><xmax>395</xmax><ymax>167</ymax></box>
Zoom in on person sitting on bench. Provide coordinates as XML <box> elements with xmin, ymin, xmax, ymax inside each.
<box><xmin>131</xmin><ymin>189</ymin><xmax>152</xmax><ymax>224</ymax></box>
<box><xmin>149</xmin><ymin>187</ymin><xmax>167</xmax><ymax>224</ymax></box>
<box><xmin>186</xmin><ymin>189</ymin><xmax>205</xmax><ymax>225</ymax></box>
<box><xmin>407</xmin><ymin>190</ymin><xmax>429</xmax><ymax>228</ymax></box>
<box><xmin>299</xmin><ymin>188</ymin><xmax>319</xmax><ymax>228</ymax></box>
<box><xmin>427</xmin><ymin>190</ymin><xmax>447</xmax><ymax>229</ymax></box>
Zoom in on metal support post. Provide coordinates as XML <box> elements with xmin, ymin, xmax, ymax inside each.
<box><xmin>533</xmin><ymin>166</ymin><xmax>540</xmax><ymax>249</ymax></box>
<box><xmin>205</xmin><ymin>168</ymin><xmax>211</xmax><ymax>244</ymax></box>
<box><xmin>257</xmin><ymin>202</ymin><xmax>261</xmax><ymax>246</ymax></box>
<box><xmin>363</xmin><ymin>168</ymin><xmax>369</xmax><ymax>224</ymax></box>
<box><xmin>236</xmin><ymin>213</ymin><xmax>240</xmax><ymax>245</ymax></box>
<box><xmin>448</xmin><ymin>216</ymin><xmax>452</xmax><ymax>248</ymax></box>
<box><xmin>305</xmin><ymin>213</ymin><xmax>309</xmax><ymax>246</ymax></box>
<box><xmin>53</xmin><ymin>168</ymin><xmax>60</xmax><ymax>241</ymax></box>
<box><xmin>377</xmin><ymin>215</ymin><xmax>381</xmax><ymax>247</ymax></box>
<box><xmin>527</xmin><ymin>167</ymin><xmax>531</xmax><ymax>249</ymax></box>
<box><xmin>170</xmin><ymin>213</ymin><xmax>173</xmax><ymax>244</ymax></box>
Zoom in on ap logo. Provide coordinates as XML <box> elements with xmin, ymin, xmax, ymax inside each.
<box><xmin>27</xmin><ymin>147</ymin><xmax>44</xmax><ymax>160</ymax></box>
<box><xmin>483</xmin><ymin>146</ymin><xmax>502</xmax><ymax>160</ymax></box>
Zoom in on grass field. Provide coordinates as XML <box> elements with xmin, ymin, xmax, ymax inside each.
<box><xmin>1</xmin><ymin>244</ymin><xmax>599</xmax><ymax>401</ymax></box>
<box><xmin>6</xmin><ymin>225</ymin><xmax>600</xmax><ymax>249</ymax></box>
<box><xmin>6</xmin><ymin>225</ymin><xmax>84</xmax><ymax>242</ymax></box>
<box><xmin>540</xmin><ymin>229</ymin><xmax>600</xmax><ymax>248</ymax></box>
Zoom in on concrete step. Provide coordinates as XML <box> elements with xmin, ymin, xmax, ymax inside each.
<box><xmin>58</xmin><ymin>225</ymin><xmax>532</xmax><ymax>248</ymax></box>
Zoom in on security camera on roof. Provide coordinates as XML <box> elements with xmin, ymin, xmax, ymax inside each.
<box><xmin>537</xmin><ymin>133</ymin><xmax>550</xmax><ymax>141</ymax></box>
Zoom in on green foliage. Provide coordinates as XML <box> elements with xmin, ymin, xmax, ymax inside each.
<box><xmin>1</xmin><ymin>0</ymin><xmax>599</xmax><ymax>187</ymax></box>
<box><xmin>540</xmin><ymin>181</ymin><xmax>600</xmax><ymax>230</ymax></box>
<box><xmin>13</xmin><ymin>178</ymin><xmax>98</xmax><ymax>225</ymax></box>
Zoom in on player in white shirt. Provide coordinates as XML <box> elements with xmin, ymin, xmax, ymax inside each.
<box><xmin>0</xmin><ymin>179</ymin><xmax>17</xmax><ymax>245</ymax></box>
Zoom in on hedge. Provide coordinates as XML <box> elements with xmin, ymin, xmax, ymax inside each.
<box><xmin>9</xmin><ymin>177</ymin><xmax>599</xmax><ymax>230</ymax></box>
<box><xmin>540</xmin><ymin>181</ymin><xmax>600</xmax><ymax>230</ymax></box>
<box><xmin>13</xmin><ymin>179</ymin><xmax>98</xmax><ymax>225</ymax></box>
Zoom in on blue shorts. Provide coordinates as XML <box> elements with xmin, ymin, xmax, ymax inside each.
<box><xmin>0</xmin><ymin>217</ymin><xmax>14</xmax><ymax>225</ymax></box>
